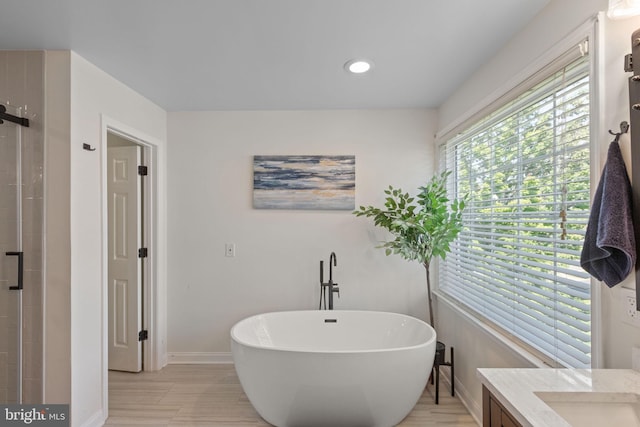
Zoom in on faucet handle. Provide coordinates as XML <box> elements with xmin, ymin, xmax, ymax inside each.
<box><xmin>334</xmin><ymin>285</ymin><xmax>340</xmax><ymax>298</ymax></box>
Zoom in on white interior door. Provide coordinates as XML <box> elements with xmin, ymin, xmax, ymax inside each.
<box><xmin>108</xmin><ymin>145</ymin><xmax>142</xmax><ymax>372</ymax></box>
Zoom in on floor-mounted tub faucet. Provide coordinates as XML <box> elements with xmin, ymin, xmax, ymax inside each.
<box><xmin>319</xmin><ymin>252</ymin><xmax>340</xmax><ymax>310</ymax></box>
<box><xmin>329</xmin><ymin>252</ymin><xmax>337</xmax><ymax>282</ymax></box>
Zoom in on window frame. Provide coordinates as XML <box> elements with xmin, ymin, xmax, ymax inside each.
<box><xmin>434</xmin><ymin>20</ymin><xmax>602</xmax><ymax>368</ymax></box>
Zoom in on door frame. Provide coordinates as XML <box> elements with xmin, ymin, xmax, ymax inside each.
<box><xmin>100</xmin><ymin>115</ymin><xmax>166</xmax><ymax>416</ymax></box>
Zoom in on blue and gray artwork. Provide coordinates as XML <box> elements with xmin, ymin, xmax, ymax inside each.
<box><xmin>253</xmin><ymin>155</ymin><xmax>355</xmax><ymax>210</ymax></box>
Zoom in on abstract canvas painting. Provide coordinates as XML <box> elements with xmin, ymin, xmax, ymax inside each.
<box><xmin>253</xmin><ymin>155</ymin><xmax>355</xmax><ymax>210</ymax></box>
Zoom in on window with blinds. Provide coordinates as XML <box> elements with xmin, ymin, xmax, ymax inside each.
<box><xmin>439</xmin><ymin>46</ymin><xmax>591</xmax><ymax>368</ymax></box>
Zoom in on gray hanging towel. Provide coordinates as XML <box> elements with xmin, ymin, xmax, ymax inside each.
<box><xmin>580</xmin><ymin>139</ymin><xmax>636</xmax><ymax>287</ymax></box>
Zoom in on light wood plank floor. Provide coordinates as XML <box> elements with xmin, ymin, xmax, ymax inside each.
<box><xmin>105</xmin><ymin>364</ymin><xmax>477</xmax><ymax>426</ymax></box>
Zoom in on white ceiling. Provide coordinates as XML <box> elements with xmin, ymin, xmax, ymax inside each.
<box><xmin>0</xmin><ymin>0</ymin><xmax>550</xmax><ymax>111</ymax></box>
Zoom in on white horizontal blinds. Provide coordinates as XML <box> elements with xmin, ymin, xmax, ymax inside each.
<box><xmin>439</xmin><ymin>45</ymin><xmax>591</xmax><ymax>368</ymax></box>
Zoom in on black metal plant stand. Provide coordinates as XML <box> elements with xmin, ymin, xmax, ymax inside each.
<box><xmin>431</xmin><ymin>341</ymin><xmax>454</xmax><ymax>404</ymax></box>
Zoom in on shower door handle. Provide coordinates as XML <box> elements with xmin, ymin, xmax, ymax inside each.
<box><xmin>6</xmin><ymin>251</ymin><xmax>23</xmax><ymax>290</ymax></box>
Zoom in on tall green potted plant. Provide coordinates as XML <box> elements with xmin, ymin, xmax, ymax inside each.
<box><xmin>353</xmin><ymin>171</ymin><xmax>465</xmax><ymax>329</ymax></box>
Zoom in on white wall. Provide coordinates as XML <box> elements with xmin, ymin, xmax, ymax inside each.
<box><xmin>69</xmin><ymin>52</ymin><xmax>167</xmax><ymax>426</ymax></box>
<box><xmin>166</xmin><ymin>109</ymin><xmax>436</xmax><ymax>359</ymax></box>
<box><xmin>435</xmin><ymin>0</ymin><xmax>640</xmax><ymax>421</ymax></box>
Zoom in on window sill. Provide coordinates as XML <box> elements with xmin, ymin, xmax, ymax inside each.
<box><xmin>433</xmin><ymin>289</ymin><xmax>551</xmax><ymax>369</ymax></box>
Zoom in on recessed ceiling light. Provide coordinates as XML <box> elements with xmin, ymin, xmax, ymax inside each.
<box><xmin>345</xmin><ymin>59</ymin><xmax>372</xmax><ymax>74</ymax></box>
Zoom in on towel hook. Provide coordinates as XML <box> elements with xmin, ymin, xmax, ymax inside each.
<box><xmin>609</xmin><ymin>121</ymin><xmax>629</xmax><ymax>143</ymax></box>
<box><xmin>609</xmin><ymin>121</ymin><xmax>629</xmax><ymax>138</ymax></box>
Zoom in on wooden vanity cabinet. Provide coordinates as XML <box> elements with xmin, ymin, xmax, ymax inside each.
<box><xmin>482</xmin><ymin>385</ymin><xmax>523</xmax><ymax>427</ymax></box>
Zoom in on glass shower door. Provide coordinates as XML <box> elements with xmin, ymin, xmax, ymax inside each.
<box><xmin>0</xmin><ymin>103</ymin><xmax>24</xmax><ymax>404</ymax></box>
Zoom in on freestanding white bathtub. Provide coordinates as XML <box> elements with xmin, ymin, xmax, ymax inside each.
<box><xmin>230</xmin><ymin>310</ymin><xmax>437</xmax><ymax>427</ymax></box>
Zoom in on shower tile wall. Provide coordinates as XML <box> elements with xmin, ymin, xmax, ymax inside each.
<box><xmin>0</xmin><ymin>51</ymin><xmax>44</xmax><ymax>403</ymax></box>
<box><xmin>0</xmin><ymin>121</ymin><xmax>19</xmax><ymax>403</ymax></box>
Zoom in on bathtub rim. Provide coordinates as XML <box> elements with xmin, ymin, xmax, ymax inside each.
<box><xmin>230</xmin><ymin>309</ymin><xmax>437</xmax><ymax>355</ymax></box>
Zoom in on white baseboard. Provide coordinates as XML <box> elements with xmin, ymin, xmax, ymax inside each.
<box><xmin>78</xmin><ymin>409</ymin><xmax>106</xmax><ymax>427</ymax></box>
<box><xmin>440</xmin><ymin>368</ymin><xmax>482</xmax><ymax>426</ymax></box>
<box><xmin>167</xmin><ymin>352</ymin><xmax>233</xmax><ymax>364</ymax></box>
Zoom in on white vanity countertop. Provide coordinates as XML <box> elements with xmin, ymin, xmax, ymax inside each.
<box><xmin>477</xmin><ymin>368</ymin><xmax>640</xmax><ymax>427</ymax></box>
